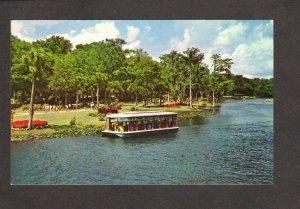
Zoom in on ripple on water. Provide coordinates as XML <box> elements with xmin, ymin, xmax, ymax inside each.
<box><xmin>11</xmin><ymin>99</ymin><xmax>273</xmax><ymax>184</ymax></box>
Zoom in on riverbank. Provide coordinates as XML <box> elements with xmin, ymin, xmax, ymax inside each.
<box><xmin>11</xmin><ymin>103</ymin><xmax>217</xmax><ymax>142</ymax></box>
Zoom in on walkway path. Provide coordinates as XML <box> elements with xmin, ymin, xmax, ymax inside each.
<box><xmin>14</xmin><ymin>108</ymin><xmax>92</xmax><ymax>116</ymax></box>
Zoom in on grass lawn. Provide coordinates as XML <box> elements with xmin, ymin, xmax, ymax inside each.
<box><xmin>12</xmin><ymin>109</ymin><xmax>105</xmax><ymax>141</ymax></box>
<box><xmin>13</xmin><ymin>109</ymin><xmax>103</xmax><ymax>126</ymax></box>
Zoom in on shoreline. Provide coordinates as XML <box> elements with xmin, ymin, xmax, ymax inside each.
<box><xmin>11</xmin><ymin>124</ymin><xmax>105</xmax><ymax>142</ymax></box>
<box><xmin>11</xmin><ymin>108</ymin><xmax>215</xmax><ymax>142</ymax></box>
<box><xmin>11</xmin><ymin>97</ymin><xmax>271</xmax><ymax>142</ymax></box>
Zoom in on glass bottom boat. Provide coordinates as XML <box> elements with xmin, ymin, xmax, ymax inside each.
<box><xmin>102</xmin><ymin>111</ymin><xmax>179</xmax><ymax>137</ymax></box>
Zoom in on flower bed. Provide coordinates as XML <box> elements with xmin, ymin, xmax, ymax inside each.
<box><xmin>98</xmin><ymin>107</ymin><xmax>118</xmax><ymax>114</ymax></box>
<box><xmin>164</xmin><ymin>104</ymin><xmax>180</xmax><ymax>108</ymax></box>
<box><xmin>11</xmin><ymin>120</ymin><xmax>48</xmax><ymax>129</ymax></box>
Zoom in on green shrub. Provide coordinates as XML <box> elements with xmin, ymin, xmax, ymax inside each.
<box><xmin>88</xmin><ymin>112</ymin><xmax>106</xmax><ymax>121</ymax></box>
<box><xmin>70</xmin><ymin>117</ymin><xmax>76</xmax><ymax>126</ymax></box>
<box><xmin>19</xmin><ymin>104</ymin><xmax>45</xmax><ymax>111</ymax></box>
<box><xmin>88</xmin><ymin>112</ymin><xmax>98</xmax><ymax>117</ymax></box>
<box><xmin>98</xmin><ymin>113</ymin><xmax>106</xmax><ymax>121</ymax></box>
<box><xmin>34</xmin><ymin>104</ymin><xmax>43</xmax><ymax>111</ymax></box>
<box><xmin>130</xmin><ymin>106</ymin><xmax>138</xmax><ymax>111</ymax></box>
<box><xmin>111</xmin><ymin>101</ymin><xmax>123</xmax><ymax>109</ymax></box>
<box><xmin>11</xmin><ymin>103</ymin><xmax>22</xmax><ymax>110</ymax></box>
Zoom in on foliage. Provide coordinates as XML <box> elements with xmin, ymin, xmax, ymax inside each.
<box><xmin>70</xmin><ymin>117</ymin><xmax>76</xmax><ymax>126</ymax></box>
<box><xmin>11</xmin><ymin>34</ymin><xmax>273</xmax><ymax>115</ymax></box>
<box><xmin>130</xmin><ymin>107</ymin><xmax>139</xmax><ymax>111</ymax></box>
<box><xmin>11</xmin><ymin>125</ymin><xmax>105</xmax><ymax>141</ymax></box>
<box><xmin>88</xmin><ymin>112</ymin><xmax>106</xmax><ymax>121</ymax></box>
<box><xmin>19</xmin><ymin>104</ymin><xmax>45</xmax><ymax>111</ymax></box>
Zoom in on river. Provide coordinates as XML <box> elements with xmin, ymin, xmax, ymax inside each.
<box><xmin>11</xmin><ymin>99</ymin><xmax>273</xmax><ymax>184</ymax></box>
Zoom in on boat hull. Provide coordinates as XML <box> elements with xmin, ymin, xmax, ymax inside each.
<box><xmin>102</xmin><ymin>127</ymin><xmax>179</xmax><ymax>138</ymax></box>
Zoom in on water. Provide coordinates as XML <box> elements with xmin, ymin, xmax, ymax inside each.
<box><xmin>11</xmin><ymin>99</ymin><xmax>273</xmax><ymax>184</ymax></box>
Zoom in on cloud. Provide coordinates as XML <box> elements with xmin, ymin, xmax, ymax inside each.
<box><xmin>124</xmin><ymin>40</ymin><xmax>141</xmax><ymax>50</ymax></box>
<box><xmin>124</xmin><ymin>25</ymin><xmax>141</xmax><ymax>50</ymax></box>
<box><xmin>212</xmin><ymin>22</ymin><xmax>248</xmax><ymax>50</ymax></box>
<box><xmin>11</xmin><ymin>20</ymin><xmax>63</xmax><ymax>42</ymax></box>
<box><xmin>165</xmin><ymin>28</ymin><xmax>192</xmax><ymax>53</ymax></box>
<box><xmin>12</xmin><ymin>20</ymin><xmax>120</xmax><ymax>47</ymax></box>
<box><xmin>54</xmin><ymin>21</ymin><xmax>120</xmax><ymax>47</ymax></box>
<box><xmin>201</xmin><ymin>21</ymin><xmax>273</xmax><ymax>78</ymax></box>
<box><xmin>11</xmin><ymin>21</ymin><xmax>33</xmax><ymax>42</ymax></box>
<box><xmin>125</xmin><ymin>26</ymin><xmax>140</xmax><ymax>43</ymax></box>
<box><xmin>231</xmin><ymin>37</ymin><xmax>273</xmax><ymax>78</ymax></box>
<box><xmin>174</xmin><ymin>20</ymin><xmax>238</xmax><ymax>51</ymax></box>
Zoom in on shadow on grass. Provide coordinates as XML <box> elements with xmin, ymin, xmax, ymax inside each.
<box><xmin>48</xmin><ymin>125</ymin><xmax>71</xmax><ymax>131</ymax></box>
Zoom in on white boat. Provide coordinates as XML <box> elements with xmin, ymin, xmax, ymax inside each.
<box><xmin>102</xmin><ymin>111</ymin><xmax>179</xmax><ymax>137</ymax></box>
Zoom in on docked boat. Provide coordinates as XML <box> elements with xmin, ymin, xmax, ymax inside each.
<box><xmin>102</xmin><ymin>111</ymin><xmax>179</xmax><ymax>137</ymax></box>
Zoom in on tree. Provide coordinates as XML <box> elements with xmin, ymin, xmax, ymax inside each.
<box><xmin>183</xmin><ymin>47</ymin><xmax>204</xmax><ymax>108</ymax></box>
<box><xmin>122</xmin><ymin>49</ymin><xmax>160</xmax><ymax>107</ymax></box>
<box><xmin>205</xmin><ymin>73</ymin><xmax>223</xmax><ymax>107</ymax></box>
<box><xmin>160</xmin><ymin>50</ymin><xmax>187</xmax><ymax>103</ymax></box>
<box><xmin>211</xmin><ymin>54</ymin><xmax>233</xmax><ymax>75</ymax></box>
<box><xmin>100</xmin><ymin>39</ymin><xmax>126</xmax><ymax>105</ymax></box>
<box><xmin>34</xmin><ymin>35</ymin><xmax>72</xmax><ymax>55</ymax></box>
<box><xmin>192</xmin><ymin>63</ymin><xmax>210</xmax><ymax>100</ymax></box>
<box><xmin>210</xmin><ymin>54</ymin><xmax>235</xmax><ymax>100</ymax></box>
<box><xmin>19</xmin><ymin>47</ymin><xmax>53</xmax><ymax>129</ymax></box>
<box><xmin>11</xmin><ymin>36</ymin><xmax>33</xmax><ymax>103</ymax></box>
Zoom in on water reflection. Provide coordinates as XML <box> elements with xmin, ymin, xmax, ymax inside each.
<box><xmin>104</xmin><ymin>132</ymin><xmax>178</xmax><ymax>146</ymax></box>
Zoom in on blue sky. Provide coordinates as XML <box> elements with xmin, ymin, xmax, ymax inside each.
<box><xmin>11</xmin><ymin>20</ymin><xmax>273</xmax><ymax>78</ymax></box>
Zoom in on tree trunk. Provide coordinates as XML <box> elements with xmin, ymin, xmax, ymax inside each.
<box><xmin>58</xmin><ymin>92</ymin><xmax>61</xmax><ymax>105</ymax></box>
<box><xmin>135</xmin><ymin>93</ymin><xmax>138</xmax><ymax>107</ymax></box>
<box><xmin>65</xmin><ymin>92</ymin><xmax>68</xmax><ymax>105</ymax></box>
<box><xmin>28</xmin><ymin>76</ymin><xmax>35</xmax><ymax>130</ymax></box>
<box><xmin>91</xmin><ymin>89</ymin><xmax>94</xmax><ymax>103</ymax></box>
<box><xmin>189</xmin><ymin>69</ymin><xmax>192</xmax><ymax>108</ymax></box>
<box><xmin>96</xmin><ymin>83</ymin><xmax>100</xmax><ymax>108</ymax></box>
<box><xmin>173</xmin><ymin>88</ymin><xmax>177</xmax><ymax>103</ymax></box>
<box><xmin>167</xmin><ymin>91</ymin><xmax>170</xmax><ymax>103</ymax></box>
<box><xmin>159</xmin><ymin>91</ymin><xmax>162</xmax><ymax>107</ymax></box>
<box><xmin>212</xmin><ymin>90</ymin><xmax>215</xmax><ymax>107</ymax></box>
<box><xmin>76</xmin><ymin>91</ymin><xmax>79</xmax><ymax>111</ymax></box>
<box><xmin>54</xmin><ymin>91</ymin><xmax>58</xmax><ymax>103</ymax></box>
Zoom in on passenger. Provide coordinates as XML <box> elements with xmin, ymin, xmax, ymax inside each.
<box><xmin>119</xmin><ymin>125</ymin><xmax>124</xmax><ymax>132</ymax></box>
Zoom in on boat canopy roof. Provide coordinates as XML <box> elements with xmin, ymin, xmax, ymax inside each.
<box><xmin>106</xmin><ymin>111</ymin><xmax>177</xmax><ymax>119</ymax></box>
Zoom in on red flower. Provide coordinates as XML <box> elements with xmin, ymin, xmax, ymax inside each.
<box><xmin>98</xmin><ymin>107</ymin><xmax>118</xmax><ymax>114</ymax></box>
<box><xmin>11</xmin><ymin>120</ymin><xmax>48</xmax><ymax>128</ymax></box>
<box><xmin>164</xmin><ymin>104</ymin><xmax>180</xmax><ymax>108</ymax></box>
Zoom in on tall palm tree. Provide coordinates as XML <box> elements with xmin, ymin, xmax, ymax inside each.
<box><xmin>21</xmin><ymin>47</ymin><xmax>51</xmax><ymax>129</ymax></box>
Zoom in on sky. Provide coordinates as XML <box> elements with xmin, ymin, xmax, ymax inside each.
<box><xmin>11</xmin><ymin>20</ymin><xmax>273</xmax><ymax>78</ymax></box>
